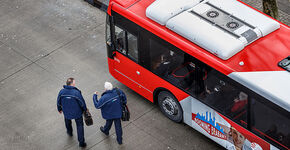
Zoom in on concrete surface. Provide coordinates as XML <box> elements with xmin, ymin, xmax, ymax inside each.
<box><xmin>0</xmin><ymin>0</ymin><xmax>288</xmax><ymax>150</ymax></box>
<box><xmin>0</xmin><ymin>0</ymin><xmax>222</xmax><ymax>150</ymax></box>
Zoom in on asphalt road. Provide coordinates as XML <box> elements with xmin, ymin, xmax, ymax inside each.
<box><xmin>0</xmin><ymin>0</ymin><xmax>288</xmax><ymax>150</ymax></box>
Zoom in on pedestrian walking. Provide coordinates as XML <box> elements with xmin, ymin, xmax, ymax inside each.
<box><xmin>57</xmin><ymin>78</ymin><xmax>87</xmax><ymax>147</ymax></box>
<box><xmin>93</xmin><ymin>82</ymin><xmax>127</xmax><ymax>145</ymax></box>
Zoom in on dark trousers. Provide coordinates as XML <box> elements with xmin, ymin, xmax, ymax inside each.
<box><xmin>65</xmin><ymin>117</ymin><xmax>85</xmax><ymax>144</ymax></box>
<box><xmin>103</xmin><ymin>118</ymin><xmax>122</xmax><ymax>143</ymax></box>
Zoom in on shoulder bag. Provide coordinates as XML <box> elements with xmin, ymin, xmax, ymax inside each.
<box><xmin>116</xmin><ymin>89</ymin><xmax>130</xmax><ymax>121</ymax></box>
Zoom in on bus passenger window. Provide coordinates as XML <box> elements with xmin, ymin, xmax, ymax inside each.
<box><xmin>230</xmin><ymin>92</ymin><xmax>248</xmax><ymax>113</ymax></box>
<box><xmin>251</xmin><ymin>98</ymin><xmax>290</xmax><ymax>149</ymax></box>
<box><xmin>149</xmin><ymin>39</ymin><xmax>173</xmax><ymax>76</ymax></box>
<box><xmin>115</xmin><ymin>26</ymin><xmax>126</xmax><ymax>54</ymax></box>
<box><xmin>152</xmin><ymin>54</ymin><xmax>170</xmax><ymax>76</ymax></box>
<box><xmin>202</xmin><ymin>70</ymin><xmax>248</xmax><ymax>128</ymax></box>
<box><xmin>127</xmin><ymin>33</ymin><xmax>138</xmax><ymax>62</ymax></box>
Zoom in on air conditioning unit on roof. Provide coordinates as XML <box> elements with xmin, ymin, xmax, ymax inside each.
<box><xmin>146</xmin><ymin>0</ymin><xmax>280</xmax><ymax>60</ymax></box>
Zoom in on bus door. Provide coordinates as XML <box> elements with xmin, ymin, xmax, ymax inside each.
<box><xmin>112</xmin><ymin>25</ymin><xmax>152</xmax><ymax>99</ymax></box>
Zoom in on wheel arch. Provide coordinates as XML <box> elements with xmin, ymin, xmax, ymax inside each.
<box><xmin>153</xmin><ymin>87</ymin><xmax>172</xmax><ymax>105</ymax></box>
<box><xmin>153</xmin><ymin>87</ymin><xmax>184</xmax><ymax>123</ymax></box>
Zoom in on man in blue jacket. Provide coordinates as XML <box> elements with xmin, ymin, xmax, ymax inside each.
<box><xmin>57</xmin><ymin>78</ymin><xmax>87</xmax><ymax>147</ymax></box>
<box><xmin>93</xmin><ymin>82</ymin><xmax>127</xmax><ymax>145</ymax></box>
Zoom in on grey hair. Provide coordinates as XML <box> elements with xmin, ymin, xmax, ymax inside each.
<box><xmin>104</xmin><ymin>82</ymin><xmax>113</xmax><ymax>90</ymax></box>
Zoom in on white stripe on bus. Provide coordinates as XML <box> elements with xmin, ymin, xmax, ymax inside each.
<box><xmin>114</xmin><ymin>69</ymin><xmax>153</xmax><ymax>94</ymax></box>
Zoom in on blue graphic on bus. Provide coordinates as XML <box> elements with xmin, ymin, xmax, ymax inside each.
<box><xmin>196</xmin><ymin>112</ymin><xmax>224</xmax><ymax>134</ymax></box>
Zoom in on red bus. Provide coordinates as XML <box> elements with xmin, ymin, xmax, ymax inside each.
<box><xmin>105</xmin><ymin>0</ymin><xmax>290</xmax><ymax>149</ymax></box>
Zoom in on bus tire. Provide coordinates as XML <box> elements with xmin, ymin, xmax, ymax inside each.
<box><xmin>157</xmin><ymin>91</ymin><xmax>183</xmax><ymax>123</ymax></box>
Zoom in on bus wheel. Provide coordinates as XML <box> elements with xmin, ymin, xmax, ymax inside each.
<box><xmin>158</xmin><ymin>91</ymin><xmax>183</xmax><ymax>123</ymax></box>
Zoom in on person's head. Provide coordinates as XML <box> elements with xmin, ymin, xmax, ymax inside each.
<box><xmin>230</xmin><ymin>127</ymin><xmax>245</xmax><ymax>148</ymax></box>
<box><xmin>238</xmin><ymin>92</ymin><xmax>248</xmax><ymax>100</ymax></box>
<box><xmin>104</xmin><ymin>82</ymin><xmax>113</xmax><ymax>91</ymax></box>
<box><xmin>66</xmin><ymin>78</ymin><xmax>75</xmax><ymax>87</ymax></box>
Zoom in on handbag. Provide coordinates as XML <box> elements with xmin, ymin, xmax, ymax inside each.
<box><xmin>63</xmin><ymin>94</ymin><xmax>94</xmax><ymax>126</ymax></box>
<box><xmin>121</xmin><ymin>104</ymin><xmax>130</xmax><ymax>121</ymax></box>
<box><xmin>83</xmin><ymin>109</ymin><xmax>93</xmax><ymax>126</ymax></box>
<box><xmin>116</xmin><ymin>89</ymin><xmax>130</xmax><ymax>121</ymax></box>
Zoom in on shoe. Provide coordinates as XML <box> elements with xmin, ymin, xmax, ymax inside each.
<box><xmin>117</xmin><ymin>140</ymin><xmax>122</xmax><ymax>145</ymax></box>
<box><xmin>67</xmin><ymin>132</ymin><xmax>73</xmax><ymax>137</ymax></box>
<box><xmin>79</xmin><ymin>142</ymin><xmax>87</xmax><ymax>147</ymax></box>
<box><xmin>100</xmin><ymin>126</ymin><xmax>109</xmax><ymax>136</ymax></box>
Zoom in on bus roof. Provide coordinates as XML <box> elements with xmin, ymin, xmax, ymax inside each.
<box><xmin>109</xmin><ymin>0</ymin><xmax>290</xmax><ymax>111</ymax></box>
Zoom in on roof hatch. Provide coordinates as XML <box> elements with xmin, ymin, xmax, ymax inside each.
<box><xmin>146</xmin><ymin>0</ymin><xmax>280</xmax><ymax>60</ymax></box>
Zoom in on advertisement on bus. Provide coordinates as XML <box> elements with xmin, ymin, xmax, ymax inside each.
<box><xmin>183</xmin><ymin>97</ymin><xmax>269</xmax><ymax>150</ymax></box>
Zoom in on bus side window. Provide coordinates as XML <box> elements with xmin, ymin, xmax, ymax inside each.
<box><xmin>114</xmin><ymin>25</ymin><xmax>138</xmax><ymax>62</ymax></box>
<box><xmin>202</xmin><ymin>71</ymin><xmax>248</xmax><ymax>128</ymax></box>
<box><xmin>127</xmin><ymin>32</ymin><xmax>138</xmax><ymax>62</ymax></box>
<box><xmin>106</xmin><ymin>15</ymin><xmax>111</xmax><ymax>45</ymax></box>
<box><xmin>251</xmin><ymin>98</ymin><xmax>290</xmax><ymax>149</ymax></box>
<box><xmin>114</xmin><ymin>26</ymin><xmax>126</xmax><ymax>55</ymax></box>
<box><xmin>149</xmin><ymin>39</ymin><xmax>172</xmax><ymax>76</ymax></box>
